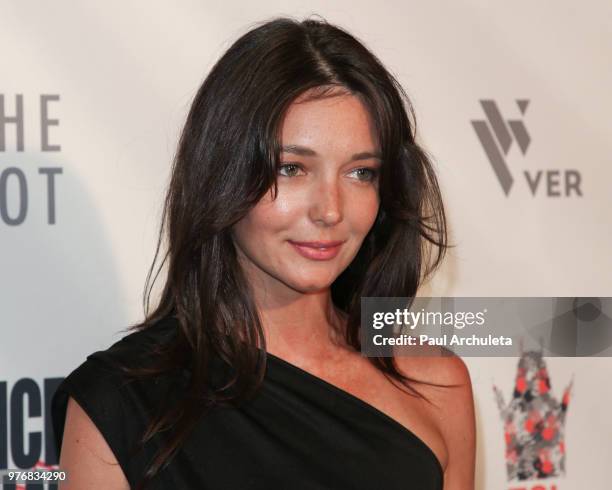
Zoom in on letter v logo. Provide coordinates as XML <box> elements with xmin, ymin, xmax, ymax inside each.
<box><xmin>471</xmin><ymin>100</ymin><xmax>531</xmax><ymax>196</ymax></box>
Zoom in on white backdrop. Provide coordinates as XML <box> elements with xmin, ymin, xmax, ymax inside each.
<box><xmin>1</xmin><ymin>1</ymin><xmax>611</xmax><ymax>489</ymax></box>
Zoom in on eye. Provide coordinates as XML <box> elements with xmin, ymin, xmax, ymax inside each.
<box><xmin>349</xmin><ymin>167</ymin><xmax>379</xmax><ymax>183</ymax></box>
<box><xmin>278</xmin><ymin>163</ymin><xmax>304</xmax><ymax>177</ymax></box>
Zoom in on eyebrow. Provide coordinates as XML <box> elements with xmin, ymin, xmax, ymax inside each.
<box><xmin>281</xmin><ymin>144</ymin><xmax>382</xmax><ymax>161</ymax></box>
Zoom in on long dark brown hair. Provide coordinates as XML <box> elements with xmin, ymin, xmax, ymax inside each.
<box><xmin>118</xmin><ymin>15</ymin><xmax>453</xmax><ymax>489</ymax></box>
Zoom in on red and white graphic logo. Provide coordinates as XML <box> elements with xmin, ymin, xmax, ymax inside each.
<box><xmin>493</xmin><ymin>346</ymin><xmax>573</xmax><ymax>482</ymax></box>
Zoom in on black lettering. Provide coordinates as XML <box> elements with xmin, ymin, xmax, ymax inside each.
<box><xmin>565</xmin><ymin>170</ymin><xmax>582</xmax><ymax>197</ymax></box>
<box><xmin>40</xmin><ymin>95</ymin><xmax>61</xmax><ymax>152</ymax></box>
<box><xmin>523</xmin><ymin>170</ymin><xmax>542</xmax><ymax>196</ymax></box>
<box><xmin>0</xmin><ymin>95</ymin><xmax>25</xmax><ymax>152</ymax></box>
<box><xmin>10</xmin><ymin>379</ymin><xmax>41</xmax><ymax>468</ymax></box>
<box><xmin>44</xmin><ymin>378</ymin><xmax>63</xmax><ymax>465</ymax></box>
<box><xmin>38</xmin><ymin>168</ymin><xmax>62</xmax><ymax>225</ymax></box>
<box><xmin>0</xmin><ymin>382</ymin><xmax>7</xmax><ymax>469</ymax></box>
<box><xmin>0</xmin><ymin>167</ymin><xmax>28</xmax><ymax>225</ymax></box>
<box><xmin>547</xmin><ymin>170</ymin><xmax>561</xmax><ymax>197</ymax></box>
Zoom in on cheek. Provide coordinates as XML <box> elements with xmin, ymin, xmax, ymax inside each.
<box><xmin>234</xmin><ymin>191</ymin><xmax>299</xmax><ymax>242</ymax></box>
<box><xmin>349</xmin><ymin>192</ymin><xmax>379</xmax><ymax>233</ymax></box>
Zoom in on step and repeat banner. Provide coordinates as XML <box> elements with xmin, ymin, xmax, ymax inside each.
<box><xmin>1</xmin><ymin>1</ymin><xmax>610</xmax><ymax>489</ymax></box>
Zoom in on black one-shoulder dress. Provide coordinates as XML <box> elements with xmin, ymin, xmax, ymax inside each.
<box><xmin>51</xmin><ymin>316</ymin><xmax>444</xmax><ymax>489</ymax></box>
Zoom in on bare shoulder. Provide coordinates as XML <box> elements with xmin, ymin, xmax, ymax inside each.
<box><xmin>59</xmin><ymin>396</ymin><xmax>130</xmax><ymax>490</ymax></box>
<box><xmin>395</xmin><ymin>348</ymin><xmax>472</xmax><ymax>387</ymax></box>
<box><xmin>396</xmin><ymin>352</ymin><xmax>476</xmax><ymax>490</ymax></box>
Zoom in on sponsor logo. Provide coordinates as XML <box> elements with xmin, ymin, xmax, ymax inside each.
<box><xmin>471</xmin><ymin>100</ymin><xmax>582</xmax><ymax>197</ymax></box>
<box><xmin>493</xmin><ymin>347</ymin><xmax>572</xmax><ymax>486</ymax></box>
<box><xmin>0</xmin><ymin>94</ymin><xmax>63</xmax><ymax>225</ymax></box>
<box><xmin>0</xmin><ymin>377</ymin><xmax>62</xmax><ymax>487</ymax></box>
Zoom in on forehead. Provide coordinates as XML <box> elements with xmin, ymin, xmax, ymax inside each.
<box><xmin>280</xmin><ymin>89</ymin><xmax>379</xmax><ymax>150</ymax></box>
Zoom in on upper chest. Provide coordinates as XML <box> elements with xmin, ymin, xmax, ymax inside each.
<box><xmin>295</xmin><ymin>353</ymin><xmax>449</xmax><ymax>472</ymax></box>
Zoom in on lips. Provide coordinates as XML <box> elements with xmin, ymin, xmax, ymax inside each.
<box><xmin>288</xmin><ymin>240</ymin><xmax>345</xmax><ymax>261</ymax></box>
<box><xmin>288</xmin><ymin>240</ymin><xmax>345</xmax><ymax>248</ymax></box>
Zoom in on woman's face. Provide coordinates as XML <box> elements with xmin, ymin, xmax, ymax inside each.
<box><xmin>231</xmin><ymin>89</ymin><xmax>381</xmax><ymax>296</ymax></box>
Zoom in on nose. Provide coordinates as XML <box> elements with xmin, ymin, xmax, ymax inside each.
<box><xmin>309</xmin><ymin>176</ymin><xmax>343</xmax><ymax>226</ymax></box>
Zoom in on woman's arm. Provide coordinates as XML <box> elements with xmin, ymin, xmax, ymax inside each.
<box><xmin>397</xmin><ymin>353</ymin><xmax>476</xmax><ymax>489</ymax></box>
<box><xmin>58</xmin><ymin>396</ymin><xmax>130</xmax><ymax>490</ymax></box>
<box><xmin>435</xmin><ymin>357</ymin><xmax>476</xmax><ymax>490</ymax></box>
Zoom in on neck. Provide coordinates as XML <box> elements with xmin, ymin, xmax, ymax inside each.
<box><xmin>255</xmin><ymin>290</ymin><xmax>350</xmax><ymax>363</ymax></box>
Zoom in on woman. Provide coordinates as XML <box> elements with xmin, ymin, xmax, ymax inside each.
<box><xmin>52</xmin><ymin>15</ymin><xmax>475</xmax><ymax>490</ymax></box>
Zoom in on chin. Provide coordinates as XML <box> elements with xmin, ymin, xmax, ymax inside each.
<box><xmin>289</xmin><ymin>277</ymin><xmax>338</xmax><ymax>293</ymax></box>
